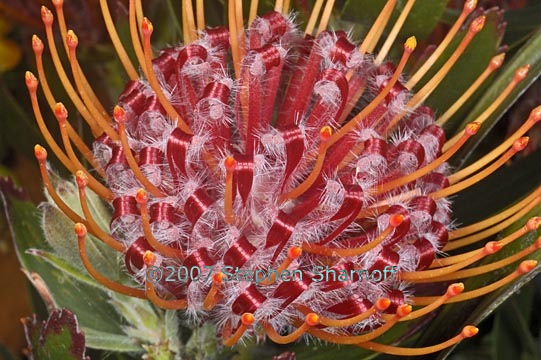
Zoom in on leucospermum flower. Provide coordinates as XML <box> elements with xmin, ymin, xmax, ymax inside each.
<box><xmin>25</xmin><ymin>0</ymin><xmax>541</xmax><ymax>356</ymax></box>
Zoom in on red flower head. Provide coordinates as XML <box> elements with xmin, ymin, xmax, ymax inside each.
<box><xmin>27</xmin><ymin>0</ymin><xmax>541</xmax><ymax>356</ymax></box>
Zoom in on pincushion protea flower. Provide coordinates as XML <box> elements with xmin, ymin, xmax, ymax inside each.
<box><xmin>23</xmin><ymin>0</ymin><xmax>541</xmax><ymax>357</ymax></box>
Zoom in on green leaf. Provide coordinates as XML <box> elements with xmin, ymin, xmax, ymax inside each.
<box><xmin>83</xmin><ymin>329</ymin><xmax>142</xmax><ymax>353</ymax></box>
<box><xmin>22</xmin><ymin>309</ymin><xmax>87</xmax><ymax>360</ymax></box>
<box><xmin>2</xmin><ymin>177</ymin><xmax>181</xmax><ymax>355</ymax></box>
<box><xmin>0</xmin><ymin>78</ymin><xmax>41</xmax><ymax>161</ymax></box>
<box><xmin>452</xmin><ymin>28</ymin><xmax>541</xmax><ymax>168</ymax></box>
<box><xmin>452</xmin><ymin>147</ymin><xmax>541</xmax><ymax>224</ymax></box>
<box><xmin>40</xmin><ymin>202</ymin><xmax>119</xmax><ymax>280</ymax></box>
<box><xmin>502</xmin><ymin>4</ymin><xmax>541</xmax><ymax>48</ymax></box>
<box><xmin>491</xmin><ymin>288</ymin><xmax>538</xmax><ymax>360</ymax></box>
<box><xmin>341</xmin><ymin>0</ymin><xmax>448</xmax><ymax>43</ymax></box>
<box><xmin>109</xmin><ymin>293</ymin><xmax>163</xmax><ymax>345</ymax></box>
<box><xmin>165</xmin><ymin>310</ymin><xmax>182</xmax><ymax>355</ymax></box>
<box><xmin>0</xmin><ymin>188</ymin><xmax>134</xmax><ymax>347</ymax></box>
<box><xmin>423</xmin><ymin>9</ymin><xmax>505</xmax><ymax>133</ymax></box>
<box><xmin>25</xmin><ymin>249</ymin><xmax>99</xmax><ymax>289</ymax></box>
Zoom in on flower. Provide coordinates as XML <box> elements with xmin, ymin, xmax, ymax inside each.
<box><xmin>25</xmin><ymin>0</ymin><xmax>541</xmax><ymax>357</ymax></box>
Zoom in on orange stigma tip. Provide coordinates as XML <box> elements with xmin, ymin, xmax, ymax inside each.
<box><xmin>526</xmin><ymin>217</ymin><xmax>541</xmax><ymax>231</ymax></box>
<box><xmin>54</xmin><ymin>103</ymin><xmax>68</xmax><ymax>120</ymax></box>
<box><xmin>470</xmin><ymin>16</ymin><xmax>485</xmax><ymax>33</ymax></box>
<box><xmin>225</xmin><ymin>156</ymin><xmax>236</xmax><ymax>171</ymax></box>
<box><xmin>513</xmin><ymin>137</ymin><xmax>529</xmax><ymax>151</ymax></box>
<box><xmin>519</xmin><ymin>260</ymin><xmax>537</xmax><ymax>274</ymax></box>
<box><xmin>142</xmin><ymin>17</ymin><xmax>154</xmax><ymax>34</ymax></box>
<box><xmin>530</xmin><ymin>106</ymin><xmax>541</xmax><ymax>122</ymax></box>
<box><xmin>287</xmin><ymin>246</ymin><xmax>302</xmax><ymax>259</ymax></box>
<box><xmin>389</xmin><ymin>214</ymin><xmax>404</xmax><ymax>227</ymax></box>
<box><xmin>447</xmin><ymin>283</ymin><xmax>465</xmax><ymax>297</ymax></box>
<box><xmin>74</xmin><ymin>223</ymin><xmax>87</xmax><ymax>237</ymax></box>
<box><xmin>397</xmin><ymin>304</ymin><xmax>412</xmax><ymax>318</ymax></box>
<box><xmin>490</xmin><ymin>53</ymin><xmax>505</xmax><ymax>70</ymax></box>
<box><xmin>113</xmin><ymin>106</ymin><xmax>126</xmax><ymax>123</ymax></box>
<box><xmin>305</xmin><ymin>313</ymin><xmax>320</xmax><ymax>326</ymax></box>
<box><xmin>462</xmin><ymin>325</ymin><xmax>479</xmax><ymax>338</ymax></box>
<box><xmin>213</xmin><ymin>272</ymin><xmax>225</xmax><ymax>285</ymax></box>
<box><xmin>526</xmin><ymin>105</ymin><xmax>541</xmax><ymax>119</ymax></box>
<box><xmin>241</xmin><ymin>313</ymin><xmax>255</xmax><ymax>326</ymax></box>
<box><xmin>75</xmin><ymin>171</ymin><xmax>88</xmax><ymax>187</ymax></box>
<box><xmin>320</xmin><ymin>126</ymin><xmax>333</xmax><ymax>142</ymax></box>
<box><xmin>404</xmin><ymin>36</ymin><xmax>417</xmax><ymax>53</ymax></box>
<box><xmin>465</xmin><ymin>122</ymin><xmax>481</xmax><ymax>135</ymax></box>
<box><xmin>135</xmin><ymin>188</ymin><xmax>148</xmax><ymax>204</ymax></box>
<box><xmin>31</xmin><ymin>35</ymin><xmax>44</xmax><ymax>53</ymax></box>
<box><xmin>66</xmin><ymin>30</ymin><xmax>79</xmax><ymax>48</ymax></box>
<box><xmin>465</xmin><ymin>0</ymin><xmax>477</xmax><ymax>12</ymax></box>
<box><xmin>34</xmin><ymin>145</ymin><xmax>47</xmax><ymax>161</ymax></box>
<box><xmin>40</xmin><ymin>6</ymin><xmax>53</xmax><ymax>24</ymax></box>
<box><xmin>52</xmin><ymin>0</ymin><xmax>64</xmax><ymax>6</ymax></box>
<box><xmin>376</xmin><ymin>298</ymin><xmax>391</xmax><ymax>311</ymax></box>
<box><xmin>25</xmin><ymin>71</ymin><xmax>38</xmax><ymax>89</ymax></box>
<box><xmin>484</xmin><ymin>241</ymin><xmax>502</xmax><ymax>254</ymax></box>
<box><xmin>143</xmin><ymin>250</ymin><xmax>157</xmax><ymax>266</ymax></box>
<box><xmin>515</xmin><ymin>65</ymin><xmax>530</xmax><ymax>81</ymax></box>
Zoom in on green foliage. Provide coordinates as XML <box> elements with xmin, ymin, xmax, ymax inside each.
<box><xmin>454</xmin><ymin>28</ymin><xmax>541</xmax><ymax>168</ymax></box>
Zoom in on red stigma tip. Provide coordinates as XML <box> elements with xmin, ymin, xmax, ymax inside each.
<box><xmin>470</xmin><ymin>16</ymin><xmax>485</xmax><ymax>33</ymax></box>
<box><xmin>34</xmin><ymin>145</ymin><xmax>47</xmax><ymax>161</ymax></box>
<box><xmin>287</xmin><ymin>246</ymin><xmax>302</xmax><ymax>259</ymax></box>
<box><xmin>519</xmin><ymin>260</ymin><xmax>537</xmax><ymax>274</ymax></box>
<box><xmin>489</xmin><ymin>53</ymin><xmax>505</xmax><ymax>70</ymax></box>
<box><xmin>142</xmin><ymin>17</ymin><xmax>154</xmax><ymax>35</ymax></box>
<box><xmin>513</xmin><ymin>137</ymin><xmax>529</xmax><ymax>151</ymax></box>
<box><xmin>397</xmin><ymin>304</ymin><xmax>412</xmax><ymax>318</ymax></box>
<box><xmin>447</xmin><ymin>283</ymin><xmax>465</xmax><ymax>297</ymax></box>
<box><xmin>526</xmin><ymin>217</ymin><xmax>541</xmax><ymax>231</ymax></box>
<box><xmin>305</xmin><ymin>313</ymin><xmax>320</xmax><ymax>326</ymax></box>
<box><xmin>389</xmin><ymin>214</ymin><xmax>404</xmax><ymax>227</ymax></box>
<box><xmin>54</xmin><ymin>103</ymin><xmax>68</xmax><ymax>121</ymax></box>
<box><xmin>135</xmin><ymin>188</ymin><xmax>148</xmax><ymax>204</ymax></box>
<box><xmin>320</xmin><ymin>126</ymin><xmax>333</xmax><ymax>142</ymax></box>
<box><xmin>113</xmin><ymin>106</ymin><xmax>126</xmax><ymax>123</ymax></box>
<box><xmin>484</xmin><ymin>241</ymin><xmax>502</xmax><ymax>254</ymax></box>
<box><xmin>213</xmin><ymin>272</ymin><xmax>225</xmax><ymax>285</ymax></box>
<box><xmin>143</xmin><ymin>250</ymin><xmax>157</xmax><ymax>266</ymax></box>
<box><xmin>75</xmin><ymin>171</ymin><xmax>88</xmax><ymax>188</ymax></box>
<box><xmin>41</xmin><ymin>6</ymin><xmax>53</xmax><ymax>25</ymax></box>
<box><xmin>25</xmin><ymin>71</ymin><xmax>38</xmax><ymax>90</ymax></box>
<box><xmin>74</xmin><ymin>223</ymin><xmax>87</xmax><ymax>237</ymax></box>
<box><xmin>32</xmin><ymin>35</ymin><xmax>44</xmax><ymax>54</ymax></box>
<box><xmin>225</xmin><ymin>156</ymin><xmax>236</xmax><ymax>171</ymax></box>
<box><xmin>465</xmin><ymin>122</ymin><xmax>480</xmax><ymax>136</ymax></box>
<box><xmin>375</xmin><ymin>298</ymin><xmax>391</xmax><ymax>311</ymax></box>
<box><xmin>66</xmin><ymin>30</ymin><xmax>79</xmax><ymax>49</ymax></box>
<box><xmin>515</xmin><ymin>65</ymin><xmax>530</xmax><ymax>81</ymax></box>
<box><xmin>241</xmin><ymin>313</ymin><xmax>255</xmax><ymax>326</ymax></box>
<box><xmin>462</xmin><ymin>326</ymin><xmax>479</xmax><ymax>338</ymax></box>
